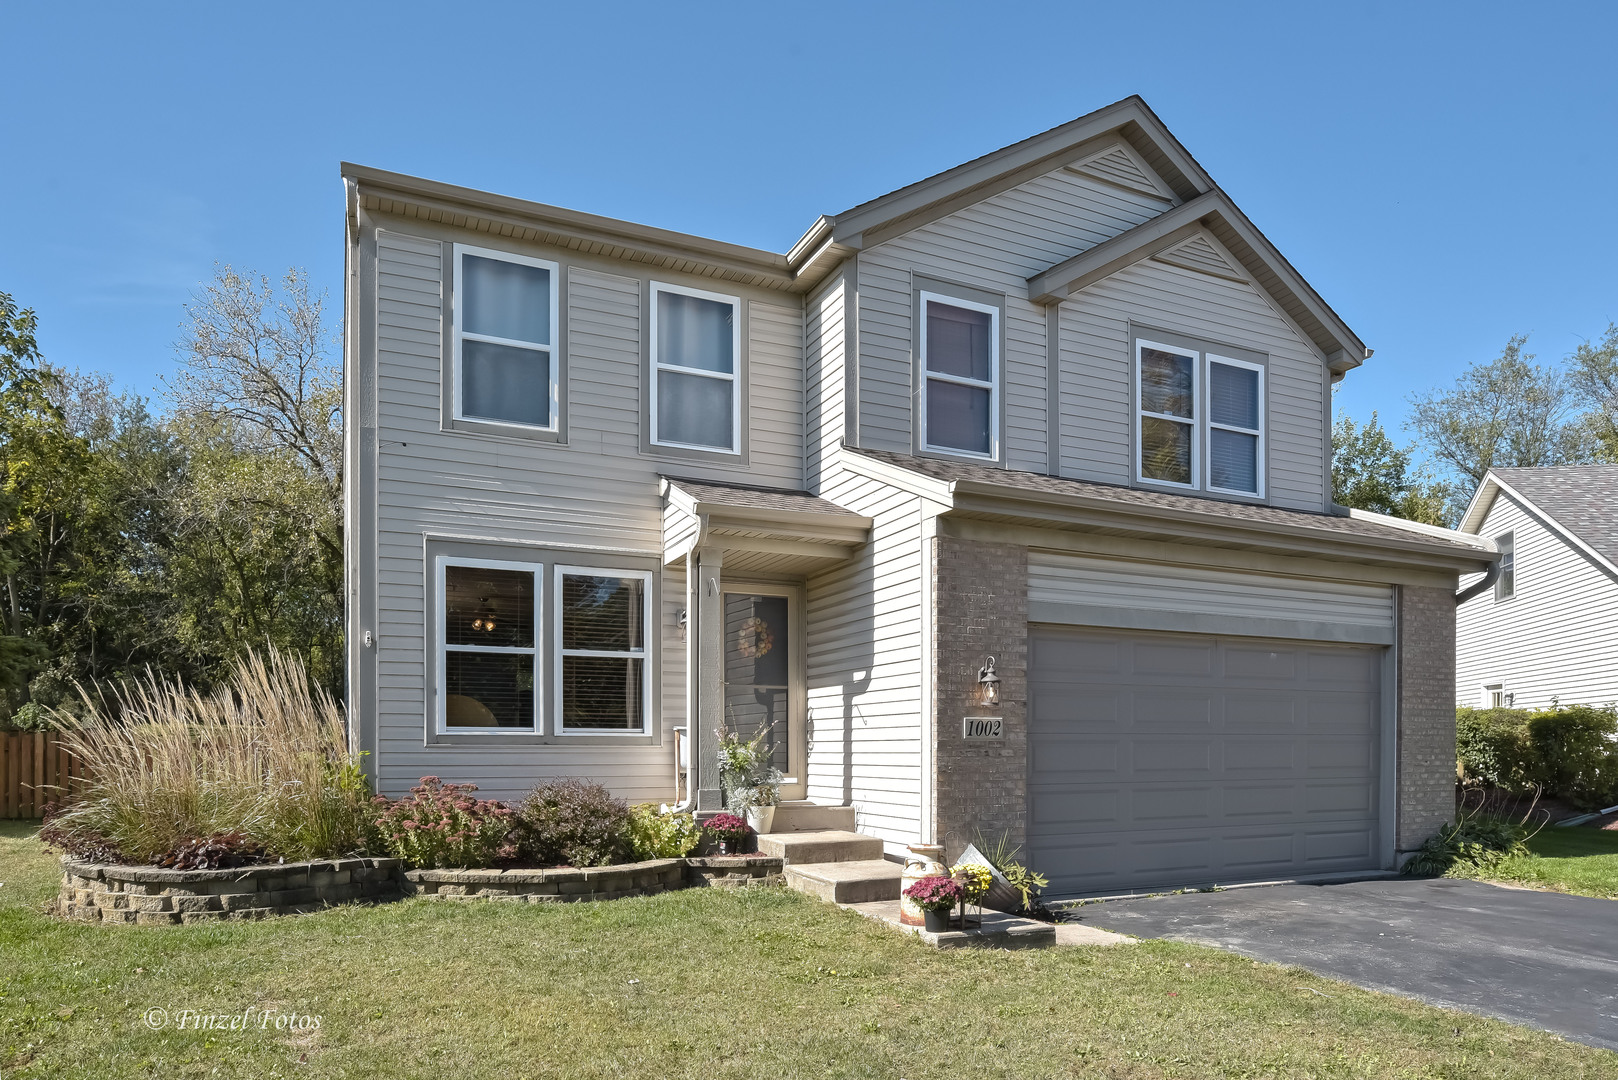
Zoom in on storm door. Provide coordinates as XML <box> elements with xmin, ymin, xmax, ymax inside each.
<box><xmin>721</xmin><ymin>585</ymin><xmax>805</xmax><ymax>800</ymax></box>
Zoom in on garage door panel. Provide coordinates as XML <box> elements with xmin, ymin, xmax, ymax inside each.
<box><xmin>1028</xmin><ymin>737</ymin><xmax>1119</xmax><ymax>775</ymax></box>
<box><xmin>1029</xmin><ymin>626</ymin><xmax>1382</xmax><ymax>895</ymax></box>
<box><xmin>1133</xmin><ymin>639</ymin><xmax>1216</xmax><ymax>677</ymax></box>
<box><xmin>1133</xmin><ymin>690</ymin><xmax>1214</xmax><ymax>727</ymax></box>
<box><xmin>1221</xmin><ymin>695</ymin><xmax>1298</xmax><ymax>730</ymax></box>
<box><xmin>1130</xmin><ymin>738</ymin><xmax>1214</xmax><ymax>775</ymax></box>
<box><xmin>1223</xmin><ymin>645</ymin><xmax>1299</xmax><ymax>681</ymax></box>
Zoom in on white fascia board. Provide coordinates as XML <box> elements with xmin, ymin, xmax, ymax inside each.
<box><xmin>838</xmin><ymin>450</ymin><xmax>959</xmax><ymax>505</ymax></box>
<box><xmin>1481</xmin><ymin>475</ymin><xmax>1618</xmax><ymax>580</ymax></box>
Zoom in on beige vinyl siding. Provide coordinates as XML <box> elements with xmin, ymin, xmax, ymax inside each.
<box><xmin>369</xmin><ymin>227</ymin><xmax>803</xmax><ymax>801</ymax></box>
<box><xmin>1057</xmin><ymin>257</ymin><xmax>1329</xmax><ymax>511</ymax></box>
<box><xmin>1456</xmin><ymin>494</ymin><xmax>1618</xmax><ymax>710</ymax></box>
<box><xmin>805</xmin><ymin>271</ymin><xmax>846</xmax><ymax>490</ymax></box>
<box><xmin>857</xmin><ymin>169</ymin><xmax>1167</xmax><ymax>472</ymax></box>
<box><xmin>805</xmin><ymin>464</ymin><xmax>937</xmax><ymax>852</ymax></box>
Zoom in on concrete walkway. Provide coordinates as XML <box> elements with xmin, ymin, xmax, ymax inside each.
<box><xmin>1077</xmin><ymin>877</ymin><xmax>1618</xmax><ymax>1051</ymax></box>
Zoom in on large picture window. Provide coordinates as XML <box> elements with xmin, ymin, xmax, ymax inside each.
<box><xmin>438</xmin><ymin>559</ymin><xmax>541</xmax><ymax>731</ymax></box>
<box><xmin>452</xmin><ymin>244</ymin><xmax>559</xmax><ymax>430</ymax></box>
<box><xmin>650</xmin><ymin>282</ymin><xmax>740</xmax><ymax>453</ymax></box>
<box><xmin>919</xmin><ymin>292</ymin><xmax>999</xmax><ymax>459</ymax></box>
<box><xmin>1135</xmin><ymin>337</ymin><xmax>1265</xmax><ymax>497</ymax></box>
<box><xmin>555</xmin><ymin>567</ymin><xmax>652</xmax><ymax>734</ymax></box>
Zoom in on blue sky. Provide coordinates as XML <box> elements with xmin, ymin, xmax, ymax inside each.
<box><xmin>3</xmin><ymin>2</ymin><xmax>1615</xmax><ymax>447</ymax></box>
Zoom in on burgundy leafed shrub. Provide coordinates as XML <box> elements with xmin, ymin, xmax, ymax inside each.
<box><xmin>513</xmin><ymin>778</ymin><xmax>630</xmax><ymax>867</ymax></box>
<box><xmin>154</xmin><ymin>832</ymin><xmax>268</xmax><ymax>870</ymax></box>
<box><xmin>703</xmin><ymin>812</ymin><xmax>750</xmax><ymax>847</ymax></box>
<box><xmin>374</xmin><ymin>776</ymin><xmax>516</xmax><ymax>869</ymax></box>
<box><xmin>903</xmin><ymin>874</ymin><xmax>964</xmax><ymax>913</ymax></box>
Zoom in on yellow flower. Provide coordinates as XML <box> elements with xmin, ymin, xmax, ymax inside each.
<box><xmin>951</xmin><ymin>863</ymin><xmax>993</xmax><ymax>902</ymax></box>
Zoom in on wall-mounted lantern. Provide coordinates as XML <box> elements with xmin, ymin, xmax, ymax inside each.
<box><xmin>977</xmin><ymin>656</ymin><xmax>1001</xmax><ymax>708</ymax></box>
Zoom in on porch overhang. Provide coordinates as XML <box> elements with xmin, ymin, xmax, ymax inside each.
<box><xmin>660</xmin><ymin>477</ymin><xmax>871</xmax><ymax>577</ymax></box>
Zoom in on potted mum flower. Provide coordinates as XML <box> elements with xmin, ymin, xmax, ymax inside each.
<box><xmin>951</xmin><ymin>862</ymin><xmax>993</xmax><ymax>928</ymax></box>
<box><xmin>902</xmin><ymin>874</ymin><xmax>964</xmax><ymax>932</ymax></box>
<box><xmin>704</xmin><ymin>812</ymin><xmax>750</xmax><ymax>855</ymax></box>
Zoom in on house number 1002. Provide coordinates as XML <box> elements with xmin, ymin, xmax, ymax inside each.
<box><xmin>962</xmin><ymin>717</ymin><xmax>1004</xmax><ymax>740</ymax></box>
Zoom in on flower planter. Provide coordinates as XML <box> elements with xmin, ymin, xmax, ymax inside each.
<box><xmin>923</xmin><ymin>908</ymin><xmax>951</xmax><ymax>933</ymax></box>
<box><xmin>745</xmin><ymin>805</ymin><xmax>776</xmax><ymax>835</ymax></box>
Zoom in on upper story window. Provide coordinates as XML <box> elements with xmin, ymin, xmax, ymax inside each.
<box><xmin>1135</xmin><ymin>337</ymin><xmax>1265</xmax><ymax>497</ymax></box>
<box><xmin>650</xmin><ymin>282</ymin><xmax>740</xmax><ymax>454</ymax></box>
<box><xmin>1495</xmin><ymin>532</ymin><xmax>1516</xmax><ymax>601</ymax></box>
<box><xmin>919</xmin><ymin>292</ymin><xmax>1000</xmax><ymax>459</ymax></box>
<box><xmin>452</xmin><ymin>245</ymin><xmax>560</xmax><ymax>431</ymax></box>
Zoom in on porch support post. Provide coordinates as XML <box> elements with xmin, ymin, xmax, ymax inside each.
<box><xmin>689</xmin><ymin>545</ymin><xmax>726</xmax><ymax>811</ymax></box>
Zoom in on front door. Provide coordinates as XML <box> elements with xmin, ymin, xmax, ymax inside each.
<box><xmin>722</xmin><ymin>585</ymin><xmax>806</xmax><ymax>801</ymax></box>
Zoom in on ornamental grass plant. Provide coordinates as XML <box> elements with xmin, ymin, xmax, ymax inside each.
<box><xmin>43</xmin><ymin>649</ymin><xmax>373</xmax><ymax>865</ymax></box>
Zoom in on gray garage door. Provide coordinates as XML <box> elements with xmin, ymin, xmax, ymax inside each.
<box><xmin>1028</xmin><ymin>626</ymin><xmax>1383</xmax><ymax>897</ymax></box>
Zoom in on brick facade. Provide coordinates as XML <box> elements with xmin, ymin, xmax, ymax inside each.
<box><xmin>1396</xmin><ymin>584</ymin><xmax>1458</xmax><ymax>853</ymax></box>
<box><xmin>930</xmin><ymin>536</ymin><xmax>1028</xmax><ymax>862</ymax></box>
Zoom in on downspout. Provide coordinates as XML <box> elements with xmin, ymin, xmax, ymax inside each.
<box><xmin>1454</xmin><ymin>560</ymin><xmax>1500</xmax><ymax>606</ymax></box>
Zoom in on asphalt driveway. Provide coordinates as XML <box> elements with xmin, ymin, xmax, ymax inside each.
<box><xmin>1075</xmin><ymin>877</ymin><xmax>1618</xmax><ymax>1051</ymax></box>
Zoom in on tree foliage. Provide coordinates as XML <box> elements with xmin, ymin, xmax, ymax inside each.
<box><xmin>1406</xmin><ymin>335</ymin><xmax>1596</xmax><ymax>488</ymax></box>
<box><xmin>0</xmin><ymin>269</ymin><xmax>342</xmax><ymax>726</ymax></box>
<box><xmin>1330</xmin><ymin>412</ymin><xmax>1450</xmax><ymax>526</ymax></box>
<box><xmin>1568</xmin><ymin>322</ymin><xmax>1618</xmax><ymax>463</ymax></box>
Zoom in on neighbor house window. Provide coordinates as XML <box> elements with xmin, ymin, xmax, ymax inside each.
<box><xmin>1135</xmin><ymin>338</ymin><xmax>1265</xmax><ymax>496</ymax></box>
<box><xmin>919</xmin><ymin>292</ymin><xmax>999</xmax><ymax>458</ymax></box>
<box><xmin>555</xmin><ymin>567</ymin><xmax>652</xmax><ymax>734</ymax></box>
<box><xmin>1495</xmin><ymin>532</ymin><xmax>1515</xmax><ymax>601</ymax></box>
<box><xmin>1483</xmin><ymin>683</ymin><xmax>1512</xmax><ymax>709</ymax></box>
<box><xmin>438</xmin><ymin>558</ymin><xmax>540</xmax><ymax>732</ymax></box>
<box><xmin>452</xmin><ymin>245</ymin><xmax>560</xmax><ymax>430</ymax></box>
<box><xmin>650</xmin><ymin>282</ymin><xmax>740</xmax><ymax>453</ymax></box>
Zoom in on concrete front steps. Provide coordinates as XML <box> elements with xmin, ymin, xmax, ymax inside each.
<box><xmin>756</xmin><ymin>803</ymin><xmax>904</xmax><ymax>904</ymax></box>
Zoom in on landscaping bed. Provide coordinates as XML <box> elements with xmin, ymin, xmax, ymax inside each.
<box><xmin>57</xmin><ymin>853</ymin><xmax>784</xmax><ymax>922</ymax></box>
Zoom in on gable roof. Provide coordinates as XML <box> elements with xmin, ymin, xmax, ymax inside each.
<box><xmin>844</xmin><ymin>447</ymin><xmax>1491</xmax><ymax>572</ymax></box>
<box><xmin>343</xmin><ymin>96</ymin><xmax>1367</xmax><ymax>366</ymax></box>
<box><xmin>1460</xmin><ymin>466</ymin><xmax>1618</xmax><ymax>574</ymax></box>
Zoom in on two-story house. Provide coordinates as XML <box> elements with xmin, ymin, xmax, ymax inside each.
<box><xmin>1456</xmin><ymin>465</ymin><xmax>1618</xmax><ymax>710</ymax></box>
<box><xmin>342</xmin><ymin>96</ymin><xmax>1493</xmax><ymax>898</ymax></box>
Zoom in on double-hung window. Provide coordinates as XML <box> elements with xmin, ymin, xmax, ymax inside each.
<box><xmin>452</xmin><ymin>244</ymin><xmax>559</xmax><ymax>430</ymax></box>
<box><xmin>1494</xmin><ymin>532</ymin><xmax>1516</xmax><ymax>601</ymax></box>
<box><xmin>438</xmin><ymin>559</ymin><xmax>541</xmax><ymax>731</ymax></box>
<box><xmin>919</xmin><ymin>292</ymin><xmax>999</xmax><ymax>459</ymax></box>
<box><xmin>650</xmin><ymin>282</ymin><xmax>740</xmax><ymax>453</ymax></box>
<box><xmin>555</xmin><ymin>567</ymin><xmax>652</xmax><ymax>734</ymax></box>
<box><xmin>1136</xmin><ymin>338</ymin><xmax>1265</xmax><ymax>496</ymax></box>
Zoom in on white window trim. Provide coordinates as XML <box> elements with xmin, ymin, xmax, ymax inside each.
<box><xmin>451</xmin><ymin>243</ymin><xmax>561</xmax><ymax>432</ymax></box>
<box><xmin>434</xmin><ymin>554</ymin><xmax>543</xmax><ymax>735</ymax></box>
<box><xmin>648</xmin><ymin>281</ymin><xmax>742</xmax><ymax>455</ymax></box>
<box><xmin>553</xmin><ymin>565</ymin><xmax>654</xmax><ymax>736</ymax></box>
<box><xmin>1134</xmin><ymin>338</ymin><xmax>1267</xmax><ymax>497</ymax></box>
<box><xmin>918</xmin><ymin>290</ymin><xmax>1000</xmax><ymax>461</ymax></box>
<box><xmin>1204</xmin><ymin>352</ymin><xmax>1267</xmax><ymax>498</ymax></box>
<box><xmin>1494</xmin><ymin>532</ymin><xmax>1516</xmax><ymax>602</ymax></box>
<box><xmin>1482</xmin><ymin>682</ymin><xmax>1512</xmax><ymax>709</ymax></box>
<box><xmin>1134</xmin><ymin>338</ymin><xmax>1199</xmax><ymax>491</ymax></box>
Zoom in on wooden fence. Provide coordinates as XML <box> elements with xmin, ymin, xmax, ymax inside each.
<box><xmin>0</xmin><ymin>732</ymin><xmax>88</xmax><ymax>819</ymax></box>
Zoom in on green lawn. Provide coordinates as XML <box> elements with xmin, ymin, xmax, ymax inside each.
<box><xmin>1</xmin><ymin>823</ymin><xmax>1613</xmax><ymax>1079</ymax></box>
<box><xmin>1469</xmin><ymin>825</ymin><xmax>1618</xmax><ymax>899</ymax></box>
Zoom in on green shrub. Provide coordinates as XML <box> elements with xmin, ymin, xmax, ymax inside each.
<box><xmin>374</xmin><ymin>777</ymin><xmax>515</xmax><ymax>869</ymax></box>
<box><xmin>44</xmin><ymin>649</ymin><xmax>375</xmax><ymax>865</ymax></box>
<box><xmin>514</xmin><ymin>778</ymin><xmax>630</xmax><ymax>867</ymax></box>
<box><xmin>1403</xmin><ymin>809</ymin><xmax>1533</xmax><ymax>877</ymax></box>
<box><xmin>1456</xmin><ymin>704</ymin><xmax>1618</xmax><ymax>810</ymax></box>
<box><xmin>625</xmin><ymin>804</ymin><xmax>702</xmax><ymax>859</ymax></box>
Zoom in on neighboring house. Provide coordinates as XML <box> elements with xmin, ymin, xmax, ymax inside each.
<box><xmin>341</xmin><ymin>96</ymin><xmax>1492</xmax><ymax>898</ymax></box>
<box><xmin>1456</xmin><ymin>466</ymin><xmax>1618</xmax><ymax>711</ymax></box>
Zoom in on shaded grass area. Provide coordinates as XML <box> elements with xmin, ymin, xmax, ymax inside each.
<box><xmin>1</xmin><ymin>822</ymin><xmax>1613</xmax><ymax>1079</ymax></box>
<box><xmin>1469</xmin><ymin>825</ymin><xmax>1618</xmax><ymax>899</ymax></box>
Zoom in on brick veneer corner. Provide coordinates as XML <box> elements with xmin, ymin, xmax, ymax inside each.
<box><xmin>1397</xmin><ymin>584</ymin><xmax>1457</xmax><ymax>852</ymax></box>
<box><xmin>931</xmin><ymin>536</ymin><xmax>1028</xmax><ymax>863</ymax></box>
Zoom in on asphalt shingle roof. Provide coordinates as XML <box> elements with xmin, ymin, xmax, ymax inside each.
<box><xmin>1491</xmin><ymin>465</ymin><xmax>1618</xmax><ymax>567</ymax></box>
<box><xmin>850</xmin><ymin>447</ymin><xmax>1485</xmax><ymax>554</ymax></box>
<box><xmin>663</xmin><ymin>478</ymin><xmax>863</xmax><ymax>517</ymax></box>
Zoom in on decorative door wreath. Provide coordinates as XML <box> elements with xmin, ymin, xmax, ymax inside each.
<box><xmin>735</xmin><ymin>615</ymin><xmax>774</xmax><ymax>659</ymax></box>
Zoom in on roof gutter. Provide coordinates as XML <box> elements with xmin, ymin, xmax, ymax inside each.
<box><xmin>1454</xmin><ymin>560</ymin><xmax>1500</xmax><ymax>606</ymax></box>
